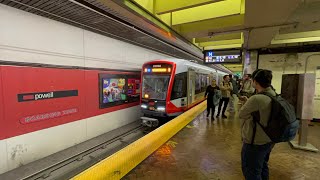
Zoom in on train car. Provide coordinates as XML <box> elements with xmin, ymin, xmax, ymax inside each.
<box><xmin>140</xmin><ymin>59</ymin><xmax>228</xmax><ymax>127</ymax></box>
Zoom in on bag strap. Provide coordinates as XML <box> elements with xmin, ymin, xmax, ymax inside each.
<box><xmin>251</xmin><ymin>111</ymin><xmax>260</xmax><ymax>145</ymax></box>
<box><xmin>257</xmin><ymin>91</ymin><xmax>278</xmax><ymax>99</ymax></box>
<box><xmin>251</xmin><ymin>121</ymin><xmax>257</xmax><ymax>145</ymax></box>
<box><xmin>251</xmin><ymin>93</ymin><xmax>276</xmax><ymax>143</ymax></box>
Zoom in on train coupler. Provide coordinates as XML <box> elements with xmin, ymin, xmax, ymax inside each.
<box><xmin>141</xmin><ymin>117</ymin><xmax>159</xmax><ymax>127</ymax></box>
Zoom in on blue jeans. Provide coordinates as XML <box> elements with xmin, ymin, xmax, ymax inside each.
<box><xmin>241</xmin><ymin>142</ymin><xmax>275</xmax><ymax>180</ymax></box>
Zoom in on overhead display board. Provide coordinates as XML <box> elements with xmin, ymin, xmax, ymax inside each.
<box><xmin>204</xmin><ymin>49</ymin><xmax>242</xmax><ymax>64</ymax></box>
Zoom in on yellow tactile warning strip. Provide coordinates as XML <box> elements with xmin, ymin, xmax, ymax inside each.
<box><xmin>71</xmin><ymin>101</ymin><xmax>206</xmax><ymax>180</ymax></box>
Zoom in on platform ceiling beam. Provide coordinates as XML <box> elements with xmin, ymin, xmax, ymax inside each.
<box><xmin>173</xmin><ymin>14</ymin><xmax>244</xmax><ymax>35</ymax></box>
<box><xmin>199</xmin><ymin>39</ymin><xmax>242</xmax><ymax>47</ymax></box>
<box><xmin>203</xmin><ymin>43</ymin><xmax>242</xmax><ymax>50</ymax></box>
<box><xmin>154</xmin><ymin>0</ymin><xmax>225</xmax><ymax>15</ymax></box>
<box><xmin>195</xmin><ymin>33</ymin><xmax>242</xmax><ymax>43</ymax></box>
<box><xmin>169</xmin><ymin>0</ymin><xmax>242</xmax><ymax>25</ymax></box>
<box><xmin>127</xmin><ymin>0</ymin><xmax>246</xmax><ymax>50</ymax></box>
<box><xmin>271</xmin><ymin>30</ymin><xmax>320</xmax><ymax>44</ymax></box>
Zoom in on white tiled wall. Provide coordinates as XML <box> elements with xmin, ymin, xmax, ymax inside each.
<box><xmin>0</xmin><ymin>4</ymin><xmax>84</xmax><ymax>57</ymax></box>
<box><xmin>86</xmin><ymin>106</ymin><xmax>140</xmax><ymax>140</ymax></box>
<box><xmin>6</xmin><ymin>120</ymin><xmax>87</xmax><ymax>170</ymax></box>
<box><xmin>0</xmin><ymin>140</ymin><xmax>8</xmax><ymax>174</ymax></box>
<box><xmin>259</xmin><ymin>52</ymin><xmax>320</xmax><ymax>118</ymax></box>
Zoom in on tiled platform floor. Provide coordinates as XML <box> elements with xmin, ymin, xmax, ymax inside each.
<box><xmin>124</xmin><ymin>111</ymin><xmax>320</xmax><ymax>180</ymax></box>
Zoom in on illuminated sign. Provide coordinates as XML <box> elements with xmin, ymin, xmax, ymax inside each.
<box><xmin>152</xmin><ymin>68</ymin><xmax>169</xmax><ymax>73</ymax></box>
<box><xmin>204</xmin><ymin>49</ymin><xmax>242</xmax><ymax>64</ymax></box>
<box><xmin>143</xmin><ymin>64</ymin><xmax>172</xmax><ymax>74</ymax></box>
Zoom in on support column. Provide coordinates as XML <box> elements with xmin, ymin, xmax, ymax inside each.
<box><xmin>290</xmin><ymin>73</ymin><xmax>318</xmax><ymax>152</ymax></box>
<box><xmin>243</xmin><ymin>50</ymin><xmax>258</xmax><ymax>75</ymax></box>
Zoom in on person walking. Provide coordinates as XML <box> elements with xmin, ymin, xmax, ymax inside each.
<box><xmin>205</xmin><ymin>79</ymin><xmax>220</xmax><ymax>119</ymax></box>
<box><xmin>217</xmin><ymin>75</ymin><xmax>232</xmax><ymax>118</ymax></box>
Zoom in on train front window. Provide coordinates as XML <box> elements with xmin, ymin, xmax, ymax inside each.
<box><xmin>142</xmin><ymin>75</ymin><xmax>170</xmax><ymax>100</ymax></box>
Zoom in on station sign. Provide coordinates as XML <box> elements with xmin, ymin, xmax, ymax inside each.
<box><xmin>203</xmin><ymin>49</ymin><xmax>242</xmax><ymax>64</ymax></box>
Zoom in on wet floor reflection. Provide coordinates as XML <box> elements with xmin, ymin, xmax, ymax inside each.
<box><xmin>124</xmin><ymin>110</ymin><xmax>320</xmax><ymax>180</ymax></box>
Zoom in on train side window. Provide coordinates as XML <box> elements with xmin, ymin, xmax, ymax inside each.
<box><xmin>195</xmin><ymin>73</ymin><xmax>202</xmax><ymax>94</ymax></box>
<box><xmin>201</xmin><ymin>74</ymin><xmax>207</xmax><ymax>92</ymax></box>
<box><xmin>171</xmin><ymin>73</ymin><xmax>187</xmax><ymax>100</ymax></box>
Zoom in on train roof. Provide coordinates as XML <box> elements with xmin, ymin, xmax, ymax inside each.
<box><xmin>144</xmin><ymin>58</ymin><xmax>231</xmax><ymax>75</ymax></box>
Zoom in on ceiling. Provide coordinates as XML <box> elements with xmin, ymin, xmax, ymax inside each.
<box><xmin>4</xmin><ymin>0</ymin><xmax>319</xmax><ymax>73</ymax></box>
<box><xmin>123</xmin><ymin>0</ymin><xmax>320</xmax><ymax>73</ymax></box>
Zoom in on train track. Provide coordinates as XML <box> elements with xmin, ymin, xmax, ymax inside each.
<box><xmin>22</xmin><ymin>125</ymin><xmax>147</xmax><ymax>180</ymax></box>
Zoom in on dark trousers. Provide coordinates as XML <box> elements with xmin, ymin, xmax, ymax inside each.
<box><xmin>241</xmin><ymin>143</ymin><xmax>275</xmax><ymax>180</ymax></box>
<box><xmin>217</xmin><ymin>97</ymin><xmax>229</xmax><ymax>115</ymax></box>
<box><xmin>207</xmin><ymin>104</ymin><xmax>215</xmax><ymax>117</ymax></box>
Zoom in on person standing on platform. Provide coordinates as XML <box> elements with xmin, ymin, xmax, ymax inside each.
<box><xmin>217</xmin><ymin>75</ymin><xmax>232</xmax><ymax>118</ymax></box>
<box><xmin>205</xmin><ymin>79</ymin><xmax>220</xmax><ymax>119</ymax></box>
<box><xmin>240</xmin><ymin>74</ymin><xmax>255</xmax><ymax>98</ymax></box>
<box><xmin>239</xmin><ymin>69</ymin><xmax>275</xmax><ymax>180</ymax></box>
<box><xmin>228</xmin><ymin>74</ymin><xmax>238</xmax><ymax>113</ymax></box>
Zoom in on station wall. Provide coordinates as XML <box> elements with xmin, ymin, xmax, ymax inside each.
<box><xmin>0</xmin><ymin>4</ymin><xmax>172</xmax><ymax>174</ymax></box>
<box><xmin>259</xmin><ymin>52</ymin><xmax>320</xmax><ymax>119</ymax></box>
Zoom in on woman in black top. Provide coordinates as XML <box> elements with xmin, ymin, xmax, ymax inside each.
<box><xmin>205</xmin><ymin>79</ymin><xmax>220</xmax><ymax>119</ymax></box>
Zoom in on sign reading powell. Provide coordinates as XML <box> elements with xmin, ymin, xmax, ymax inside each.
<box><xmin>18</xmin><ymin>90</ymin><xmax>78</xmax><ymax>102</ymax></box>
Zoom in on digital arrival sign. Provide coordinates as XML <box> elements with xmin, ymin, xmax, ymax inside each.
<box><xmin>204</xmin><ymin>49</ymin><xmax>242</xmax><ymax>64</ymax></box>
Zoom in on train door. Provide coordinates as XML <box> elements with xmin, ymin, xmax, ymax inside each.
<box><xmin>187</xmin><ymin>69</ymin><xmax>196</xmax><ymax>106</ymax></box>
<box><xmin>208</xmin><ymin>72</ymin><xmax>214</xmax><ymax>85</ymax></box>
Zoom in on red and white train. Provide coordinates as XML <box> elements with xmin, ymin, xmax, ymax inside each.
<box><xmin>140</xmin><ymin>59</ymin><xmax>229</xmax><ymax>126</ymax></box>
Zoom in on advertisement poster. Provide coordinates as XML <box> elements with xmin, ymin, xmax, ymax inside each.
<box><xmin>102</xmin><ymin>78</ymin><xmax>126</xmax><ymax>103</ymax></box>
<box><xmin>128</xmin><ymin>79</ymin><xmax>140</xmax><ymax>97</ymax></box>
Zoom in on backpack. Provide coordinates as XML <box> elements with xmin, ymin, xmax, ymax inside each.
<box><xmin>213</xmin><ymin>90</ymin><xmax>222</xmax><ymax>106</ymax></box>
<box><xmin>251</xmin><ymin>93</ymin><xmax>299</xmax><ymax>144</ymax></box>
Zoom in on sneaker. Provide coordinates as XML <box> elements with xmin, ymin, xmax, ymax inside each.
<box><xmin>211</xmin><ymin>116</ymin><xmax>215</xmax><ymax>120</ymax></box>
<box><xmin>222</xmin><ymin>115</ymin><xmax>227</xmax><ymax>118</ymax></box>
<box><xmin>216</xmin><ymin>114</ymin><xmax>220</xmax><ymax>118</ymax></box>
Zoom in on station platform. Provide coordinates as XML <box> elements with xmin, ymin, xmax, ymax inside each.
<box><xmin>123</xmin><ymin>112</ymin><xmax>320</xmax><ymax>180</ymax></box>
<box><xmin>73</xmin><ymin>102</ymin><xmax>320</xmax><ymax>180</ymax></box>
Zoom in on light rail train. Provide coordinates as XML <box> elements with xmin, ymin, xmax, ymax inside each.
<box><xmin>140</xmin><ymin>59</ymin><xmax>229</xmax><ymax>127</ymax></box>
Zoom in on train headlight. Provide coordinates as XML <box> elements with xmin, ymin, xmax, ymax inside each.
<box><xmin>141</xmin><ymin>104</ymin><xmax>147</xmax><ymax>109</ymax></box>
<box><xmin>157</xmin><ymin>106</ymin><xmax>166</xmax><ymax>112</ymax></box>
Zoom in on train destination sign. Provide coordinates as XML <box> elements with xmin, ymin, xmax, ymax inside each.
<box><xmin>204</xmin><ymin>49</ymin><xmax>242</xmax><ymax>64</ymax></box>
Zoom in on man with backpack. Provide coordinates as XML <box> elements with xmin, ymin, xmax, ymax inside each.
<box><xmin>239</xmin><ymin>69</ymin><xmax>299</xmax><ymax>180</ymax></box>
